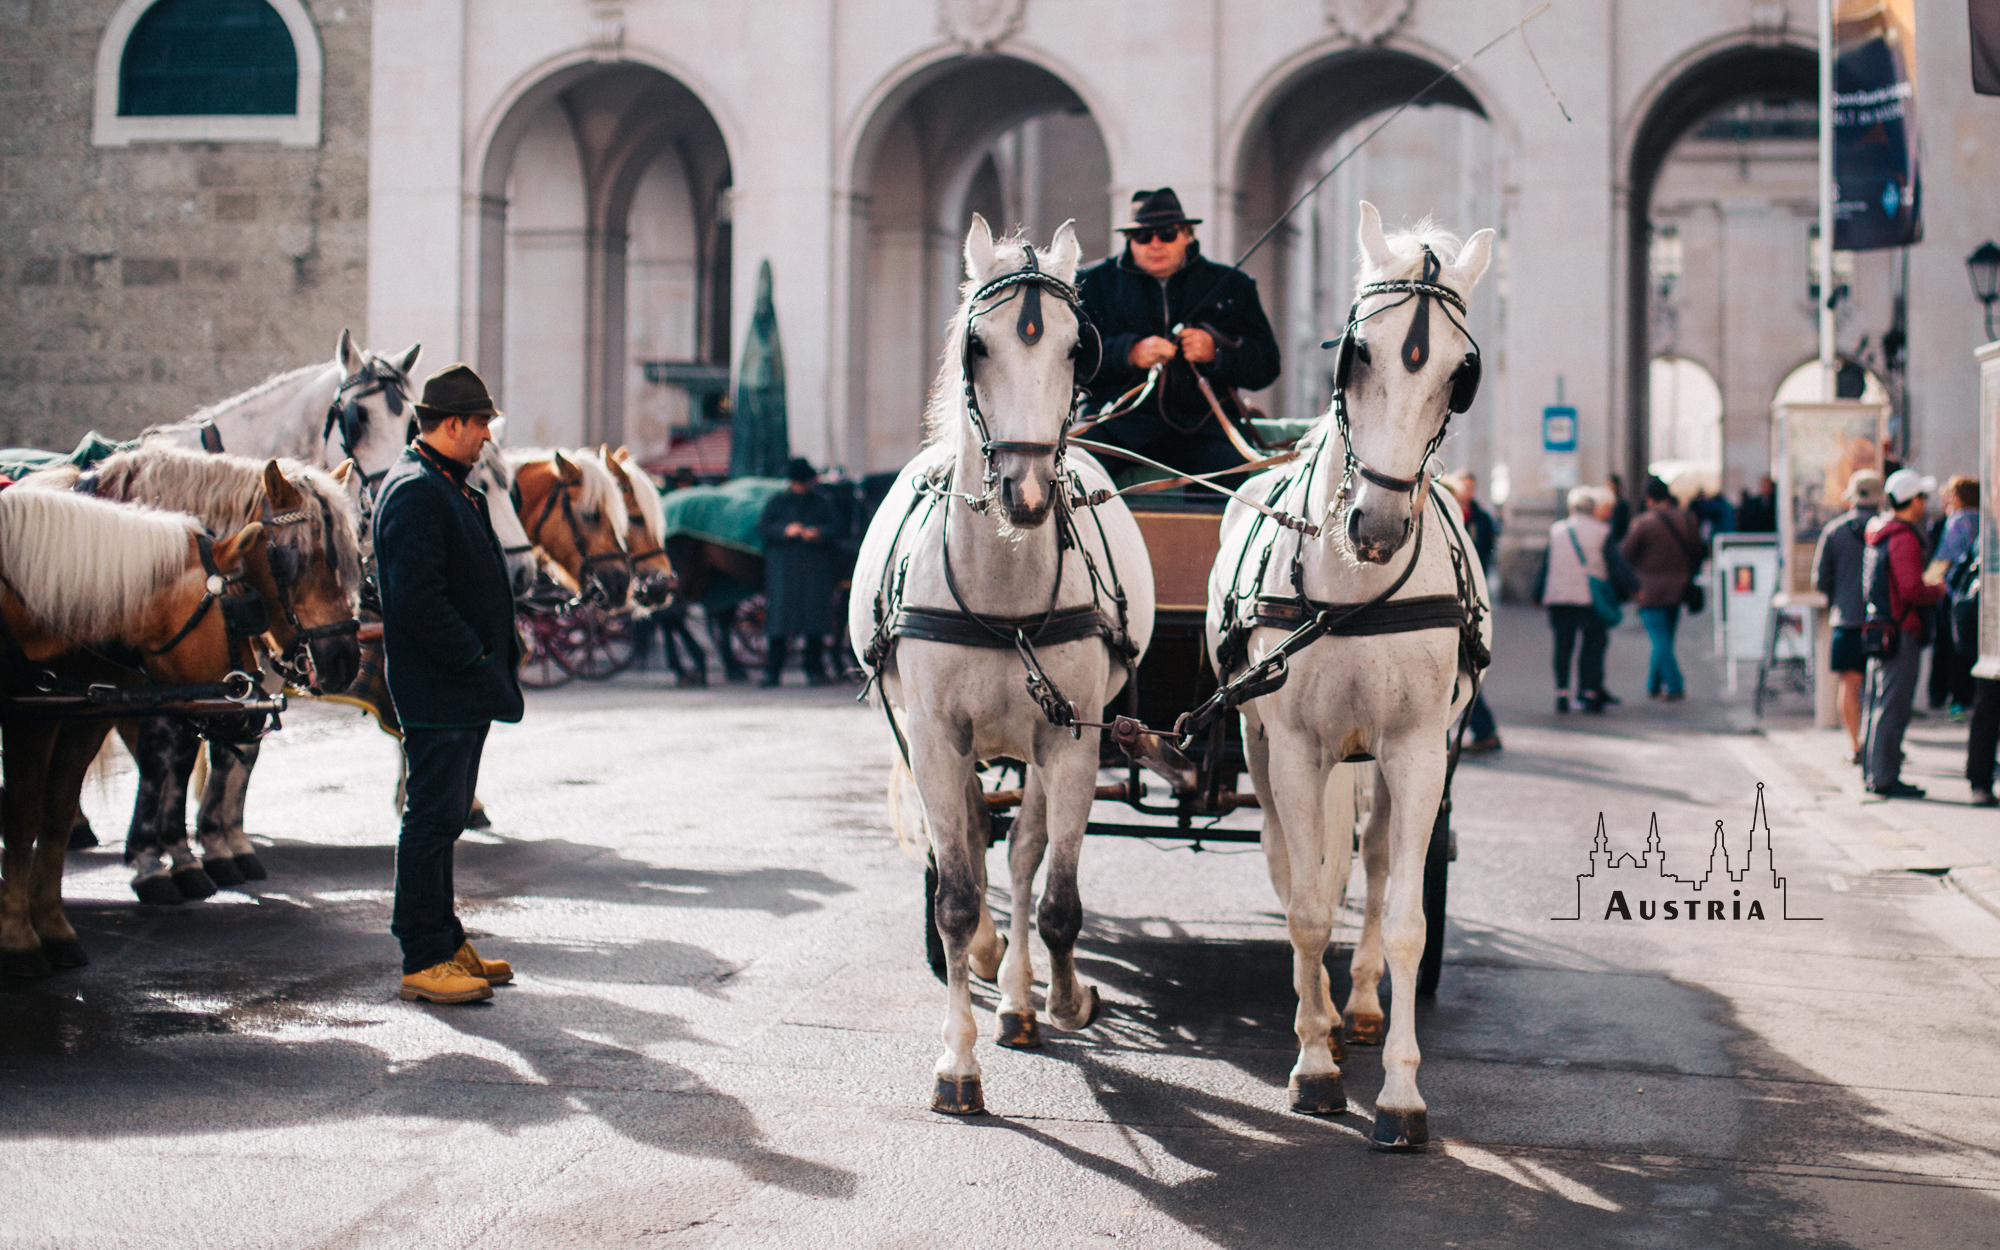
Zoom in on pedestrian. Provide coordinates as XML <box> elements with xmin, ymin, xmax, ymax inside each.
<box><xmin>757</xmin><ymin>456</ymin><xmax>838</xmax><ymax>687</ymax></box>
<box><xmin>1606</xmin><ymin>472</ymin><xmax>1631</xmax><ymax>543</ymax></box>
<box><xmin>1930</xmin><ymin>475</ymin><xmax>1980</xmax><ymax>718</ymax></box>
<box><xmin>1621</xmin><ymin>476</ymin><xmax>1703</xmax><ymax>702</ymax></box>
<box><xmin>1538</xmin><ymin>485</ymin><xmax>1614</xmax><ymax>714</ymax></box>
<box><xmin>1960</xmin><ymin>553</ymin><xmax>1998</xmax><ymax>806</ymax></box>
<box><xmin>1812</xmin><ymin>469</ymin><xmax>1882</xmax><ymax>763</ymax></box>
<box><xmin>1737</xmin><ymin>475</ymin><xmax>1778</xmax><ymax>533</ymax></box>
<box><xmin>1860</xmin><ymin>468</ymin><xmax>1945</xmax><ymax>798</ymax></box>
<box><xmin>1448</xmin><ymin>471</ymin><xmax>1502</xmax><ymax>752</ymax></box>
<box><xmin>375</xmin><ymin>364</ymin><xmax>523</xmax><ymax>1005</ymax></box>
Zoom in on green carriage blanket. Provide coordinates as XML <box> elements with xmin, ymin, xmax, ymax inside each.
<box><xmin>0</xmin><ymin>432</ymin><xmax>139</xmax><ymax>483</ymax></box>
<box><xmin>659</xmin><ymin>477</ymin><xmax>787</xmax><ymax>556</ymax></box>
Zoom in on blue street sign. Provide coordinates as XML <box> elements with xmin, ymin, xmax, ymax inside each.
<box><xmin>1543</xmin><ymin>406</ymin><xmax>1578</xmax><ymax>453</ymax></box>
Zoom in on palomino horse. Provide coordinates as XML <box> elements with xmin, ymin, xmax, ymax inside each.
<box><xmin>1204</xmin><ymin>203</ymin><xmax>1493</xmax><ymax>1148</ymax></box>
<box><xmin>608</xmin><ymin>446</ymin><xmax>675</xmax><ymax>607</ymax></box>
<box><xmin>28</xmin><ymin>446</ymin><xmax>365</xmax><ymax>901</ymax></box>
<box><xmin>851</xmin><ymin>218</ymin><xmax>1154</xmax><ymax>1115</ymax></box>
<box><xmin>507</xmin><ymin>448</ymin><xmax>633</xmax><ymax>607</ymax></box>
<box><xmin>0</xmin><ymin>488</ymin><xmax>273</xmax><ymax>976</ymax></box>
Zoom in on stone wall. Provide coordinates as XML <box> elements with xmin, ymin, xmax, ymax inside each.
<box><xmin>0</xmin><ymin>0</ymin><xmax>371</xmax><ymax>450</ymax></box>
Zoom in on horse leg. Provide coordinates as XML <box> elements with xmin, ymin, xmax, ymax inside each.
<box><xmin>1243</xmin><ymin>707</ymin><xmax>1292</xmax><ymax>906</ymax></box>
<box><xmin>122</xmin><ymin>716</ymin><xmax>184</xmax><ymax>906</ymax></box>
<box><xmin>157</xmin><ymin>720</ymin><xmax>213</xmax><ymax>899</ymax></box>
<box><xmin>912</xmin><ymin>725</ymin><xmax>986</xmax><ymax>1114</ymax></box>
<box><xmin>1345</xmin><ymin>764</ymin><xmax>1392</xmax><ymax>1046</ymax></box>
<box><xmin>2</xmin><ymin>720</ymin><xmax>59</xmax><ymax>976</ymax></box>
<box><xmin>30</xmin><ymin>722</ymin><xmax>113</xmax><ymax>970</ymax></box>
<box><xmin>712</xmin><ymin>606</ymin><xmax>748</xmax><ymax>682</ymax></box>
<box><xmin>1037</xmin><ymin>737</ymin><xmax>1102</xmax><ymax>1033</ymax></box>
<box><xmin>963</xmin><ymin>771</ymin><xmax>1006</xmax><ymax>983</ymax></box>
<box><xmin>995</xmin><ymin>766</ymin><xmax>1047</xmax><ymax>1048</ymax></box>
<box><xmin>1265</xmin><ymin>730</ymin><xmax>1349</xmax><ymax>1115</ymax></box>
<box><xmin>1369</xmin><ymin>741</ymin><xmax>1450</xmax><ymax>1149</ymax></box>
<box><xmin>196</xmin><ymin>739</ymin><xmax>262</xmax><ymax>885</ymax></box>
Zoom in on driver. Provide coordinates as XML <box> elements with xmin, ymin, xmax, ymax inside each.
<box><xmin>1077</xmin><ymin>188</ymin><xmax>1281</xmax><ymax>478</ymax></box>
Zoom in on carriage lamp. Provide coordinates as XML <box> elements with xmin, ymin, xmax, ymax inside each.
<box><xmin>1967</xmin><ymin>241</ymin><xmax>2000</xmax><ymax>342</ymax></box>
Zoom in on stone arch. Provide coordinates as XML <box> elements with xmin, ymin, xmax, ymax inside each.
<box><xmin>842</xmin><ymin>53</ymin><xmax>1112</xmax><ymax>471</ymax></box>
<box><xmin>1622</xmin><ymin>40</ymin><xmax>1817</xmax><ymax>497</ymax></box>
<box><xmin>472</xmin><ymin>60</ymin><xmax>732</xmax><ymax>451</ymax></box>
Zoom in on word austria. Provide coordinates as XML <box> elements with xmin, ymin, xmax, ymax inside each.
<box><xmin>1554</xmin><ymin>785</ymin><xmax>1818</xmax><ymax>924</ymax></box>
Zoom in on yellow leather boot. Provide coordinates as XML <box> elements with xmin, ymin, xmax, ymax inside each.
<box><xmin>455</xmin><ymin>940</ymin><xmax>513</xmax><ymax>986</ymax></box>
<box><xmin>399</xmin><ymin>959</ymin><xmax>491</xmax><ymax>1004</ymax></box>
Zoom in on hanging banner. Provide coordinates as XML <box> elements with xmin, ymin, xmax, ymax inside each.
<box><xmin>1974</xmin><ymin>0</ymin><xmax>2000</xmax><ymax>95</ymax></box>
<box><xmin>1833</xmin><ymin>0</ymin><xmax>1921</xmax><ymax>251</ymax></box>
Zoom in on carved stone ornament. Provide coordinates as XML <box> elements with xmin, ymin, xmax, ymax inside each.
<box><xmin>938</xmin><ymin>0</ymin><xmax>1026</xmax><ymax>52</ymax></box>
<box><xmin>1324</xmin><ymin>0</ymin><xmax>1414</xmax><ymax>44</ymax></box>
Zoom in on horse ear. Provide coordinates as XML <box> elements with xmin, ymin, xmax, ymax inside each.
<box><xmin>1450</xmin><ymin>228</ymin><xmax>1496</xmax><ymax>289</ymax></box>
<box><xmin>214</xmin><ymin>521</ymin><xmax>268</xmax><ymax>575</ymax></box>
<box><xmin>964</xmin><ymin>213</ymin><xmax>997</xmax><ymax>284</ymax></box>
<box><xmin>612</xmin><ymin>445</ymin><xmax>631</xmax><ymax>462</ymax></box>
<box><xmin>551</xmin><ymin>450</ymin><xmax>581</xmax><ymax>483</ymax></box>
<box><xmin>1357</xmin><ymin>201</ymin><xmax>1394</xmax><ymax>274</ymax></box>
<box><xmin>330</xmin><ymin>459</ymin><xmax>355</xmax><ymax>485</ymax></box>
<box><xmin>1048</xmin><ymin>220</ymin><xmax>1081</xmax><ymax>283</ymax></box>
<box><xmin>337</xmin><ymin>328</ymin><xmax>363</xmax><ymax>377</ymax></box>
<box><xmin>395</xmin><ymin>342</ymin><xmax>421</xmax><ymax>374</ymax></box>
<box><xmin>261</xmin><ymin>459</ymin><xmax>304</xmax><ymax>510</ymax></box>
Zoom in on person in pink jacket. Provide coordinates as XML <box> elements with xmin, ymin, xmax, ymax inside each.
<box><xmin>1861</xmin><ymin>469</ymin><xmax>1946</xmax><ymax>798</ymax></box>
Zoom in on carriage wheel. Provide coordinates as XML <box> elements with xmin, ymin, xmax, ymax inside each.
<box><xmin>570</xmin><ymin>606</ymin><xmax>640</xmax><ymax>681</ymax></box>
<box><xmin>924</xmin><ymin>850</ymin><xmax>947</xmax><ymax>982</ymax></box>
<box><xmin>1418</xmin><ymin>800</ymin><xmax>1450</xmax><ymax>997</ymax></box>
<box><xmin>516</xmin><ymin>607</ymin><xmax>576</xmax><ymax>690</ymax></box>
<box><xmin>733</xmin><ymin>595</ymin><xmax>770</xmax><ymax>667</ymax></box>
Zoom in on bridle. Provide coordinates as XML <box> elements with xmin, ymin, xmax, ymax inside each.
<box><xmin>322</xmin><ymin>356</ymin><xmax>415</xmax><ymax>497</ymax></box>
<box><xmin>257</xmin><ymin>490</ymin><xmax>361</xmax><ymax>684</ymax></box>
<box><xmin>524</xmin><ymin>467</ymin><xmax>629</xmax><ymax>599</ymax></box>
<box><xmin>955</xmin><ymin>246</ymin><xmax>1102</xmax><ymax>497</ymax></box>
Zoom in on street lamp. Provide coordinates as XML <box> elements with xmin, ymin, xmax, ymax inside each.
<box><xmin>1967</xmin><ymin>240</ymin><xmax>2000</xmax><ymax>342</ymax></box>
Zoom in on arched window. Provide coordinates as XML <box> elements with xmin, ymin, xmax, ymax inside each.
<box><xmin>119</xmin><ymin>0</ymin><xmax>297</xmax><ymax>117</ymax></box>
<box><xmin>93</xmin><ymin>0</ymin><xmax>321</xmax><ymax>147</ymax></box>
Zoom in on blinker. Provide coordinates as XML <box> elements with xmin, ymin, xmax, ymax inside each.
<box><xmin>205</xmin><ymin>574</ymin><xmax>226</xmax><ymax>596</ymax></box>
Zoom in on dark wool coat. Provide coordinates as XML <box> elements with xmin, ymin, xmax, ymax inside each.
<box><xmin>1076</xmin><ymin>243</ymin><xmax>1280</xmax><ymax>453</ymax></box>
<box><xmin>375</xmin><ymin>443</ymin><xmax>524</xmax><ymax>728</ymax></box>
<box><xmin>1619</xmin><ymin>506</ymin><xmax>1701</xmax><ymax>608</ymax></box>
<box><xmin>758</xmin><ymin>487</ymin><xmax>838</xmax><ymax>637</ymax></box>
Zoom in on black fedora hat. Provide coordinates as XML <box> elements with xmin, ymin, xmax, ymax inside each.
<box><xmin>1119</xmin><ymin>187</ymin><xmax>1201</xmax><ymax>232</ymax></box>
<box><xmin>413</xmin><ymin>363</ymin><xmax>501</xmax><ymax>420</ymax></box>
<box><xmin>785</xmin><ymin>456</ymin><xmax>817</xmax><ymax>483</ymax></box>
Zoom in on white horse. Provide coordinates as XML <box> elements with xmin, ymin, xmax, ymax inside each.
<box><xmin>851</xmin><ymin>218</ymin><xmax>1154</xmax><ymax>1116</ymax></box>
<box><xmin>469</xmin><ymin>424</ymin><xmax>542</xmax><ymax>597</ymax></box>
<box><xmin>1205</xmin><ymin>203</ymin><xmax>1493</xmax><ymax>1149</ymax></box>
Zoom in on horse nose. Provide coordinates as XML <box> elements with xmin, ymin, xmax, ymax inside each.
<box><xmin>594</xmin><ymin>565</ymin><xmax>632</xmax><ymax>605</ymax></box>
<box><xmin>999</xmin><ymin>472</ymin><xmax>1051</xmax><ymax>526</ymax></box>
<box><xmin>312</xmin><ymin>636</ymin><xmax>362</xmax><ymax>694</ymax></box>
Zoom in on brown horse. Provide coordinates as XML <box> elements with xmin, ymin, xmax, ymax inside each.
<box><xmin>508</xmin><ymin>449</ymin><xmax>632</xmax><ymax>606</ymax></box>
<box><xmin>607</xmin><ymin>446</ymin><xmax>675</xmax><ymax>607</ymax></box>
<box><xmin>0</xmin><ymin>487</ymin><xmax>273</xmax><ymax>977</ymax></box>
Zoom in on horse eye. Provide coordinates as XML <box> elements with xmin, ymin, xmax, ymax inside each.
<box><xmin>1354</xmin><ymin>341</ymin><xmax>1372</xmax><ymax>366</ymax></box>
<box><xmin>968</xmin><ymin>334</ymin><xmax>988</xmax><ymax>358</ymax></box>
<box><xmin>1067</xmin><ymin>341</ymin><xmax>1082</xmax><ymax>360</ymax></box>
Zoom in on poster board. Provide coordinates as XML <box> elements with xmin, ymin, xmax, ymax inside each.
<box><xmin>1714</xmin><ymin>534</ymin><xmax>1779</xmax><ymax>662</ymax></box>
<box><xmin>1771</xmin><ymin>400</ymin><xmax>1890</xmax><ymax>596</ymax></box>
<box><xmin>1976</xmin><ymin>343</ymin><xmax>2000</xmax><ymax>679</ymax></box>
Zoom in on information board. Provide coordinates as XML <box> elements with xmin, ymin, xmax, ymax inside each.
<box><xmin>1714</xmin><ymin>534</ymin><xmax>1780</xmax><ymax>663</ymax></box>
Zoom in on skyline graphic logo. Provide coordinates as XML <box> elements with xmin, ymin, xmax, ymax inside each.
<box><xmin>1553</xmin><ymin>784</ymin><xmax>1820</xmax><ymax>923</ymax></box>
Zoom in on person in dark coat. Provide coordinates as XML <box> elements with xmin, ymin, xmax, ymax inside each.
<box><xmin>758</xmin><ymin>457</ymin><xmax>838</xmax><ymax>687</ymax></box>
<box><xmin>1077</xmin><ymin>188</ymin><xmax>1281</xmax><ymax>479</ymax></box>
<box><xmin>1813</xmin><ymin>469</ymin><xmax>1882</xmax><ymax>762</ymax></box>
<box><xmin>1620</xmin><ymin>477</ymin><xmax>1701</xmax><ymax>701</ymax></box>
<box><xmin>1448</xmin><ymin>471</ymin><xmax>1502</xmax><ymax>752</ymax></box>
<box><xmin>374</xmin><ymin>364</ymin><xmax>523</xmax><ymax>1005</ymax></box>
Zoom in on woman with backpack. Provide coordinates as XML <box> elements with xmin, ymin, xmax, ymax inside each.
<box><xmin>1620</xmin><ymin>477</ymin><xmax>1705</xmax><ymax>702</ymax></box>
<box><xmin>1539</xmin><ymin>485</ymin><xmax>1617</xmax><ymax>714</ymax></box>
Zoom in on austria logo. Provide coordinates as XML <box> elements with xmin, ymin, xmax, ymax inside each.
<box><xmin>1553</xmin><ymin>784</ymin><xmax>1819</xmax><ymax>923</ymax></box>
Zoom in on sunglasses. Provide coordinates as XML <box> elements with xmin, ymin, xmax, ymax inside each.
<box><xmin>1124</xmin><ymin>225</ymin><xmax>1185</xmax><ymax>245</ymax></box>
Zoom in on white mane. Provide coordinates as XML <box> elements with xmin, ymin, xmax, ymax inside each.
<box><xmin>507</xmin><ymin>448</ymin><xmax>628</xmax><ymax>537</ymax></box>
<box><xmin>1356</xmin><ymin>218</ymin><xmax>1468</xmax><ymax>293</ymax></box>
<box><xmin>176</xmin><ymin>363</ymin><xmax>327</xmax><ymax>428</ymax></box>
<box><xmin>616</xmin><ymin>456</ymin><xmax>666</xmax><ymax>542</ymax></box>
<box><xmin>0</xmin><ymin>488</ymin><xmax>198</xmax><ymax>641</ymax></box>
<box><xmin>922</xmin><ymin>233</ymin><xmax>1049</xmax><ymax>449</ymax></box>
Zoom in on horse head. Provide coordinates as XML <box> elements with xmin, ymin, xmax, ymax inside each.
<box><xmin>256</xmin><ymin>459</ymin><xmax>364</xmax><ymax>694</ymax></box>
<box><xmin>955</xmin><ymin>214</ymin><xmax>1088</xmax><ymax>530</ymax></box>
<box><xmin>471</xmin><ymin>433</ymin><xmax>540</xmax><ymax>598</ymax></box>
<box><xmin>1336</xmin><ymin>201</ymin><xmax>1493</xmax><ymax>565</ymax></box>
<box><xmin>511</xmin><ymin>449</ymin><xmax>632</xmax><ymax>606</ymax></box>
<box><xmin>325</xmin><ymin>329</ymin><xmax>421</xmax><ymax>494</ymax></box>
<box><xmin>608</xmin><ymin>446</ymin><xmax>675</xmax><ymax>607</ymax></box>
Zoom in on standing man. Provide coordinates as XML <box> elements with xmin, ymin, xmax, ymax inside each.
<box><xmin>1861</xmin><ymin>469</ymin><xmax>1945</xmax><ymax>798</ymax></box>
<box><xmin>1621</xmin><ymin>477</ymin><xmax>1702</xmax><ymax>702</ymax></box>
<box><xmin>1077</xmin><ymin>189</ymin><xmax>1281</xmax><ymax>478</ymax></box>
<box><xmin>1814</xmin><ymin>469</ymin><xmax>1882</xmax><ymax>763</ymax></box>
<box><xmin>757</xmin><ymin>457</ymin><xmax>838</xmax><ymax>687</ymax></box>
<box><xmin>376</xmin><ymin>364</ymin><xmax>523</xmax><ymax>1004</ymax></box>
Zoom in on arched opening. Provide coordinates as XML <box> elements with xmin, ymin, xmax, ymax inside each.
<box><xmin>1648</xmin><ymin>355</ymin><xmax>1723</xmax><ymax>496</ymax></box>
<box><xmin>1626</xmin><ymin>44</ymin><xmax>1816</xmax><ymax>499</ymax></box>
<box><xmin>1772</xmin><ymin>356</ymin><xmax>1887</xmax><ymax>406</ymax></box>
<box><xmin>118</xmin><ymin>0</ymin><xmax>297</xmax><ymax>116</ymax></box>
<box><xmin>476</xmin><ymin>63</ymin><xmax>731</xmax><ymax>453</ymax></box>
<box><xmin>848</xmin><ymin>57</ymin><xmax>1111</xmax><ymax>471</ymax></box>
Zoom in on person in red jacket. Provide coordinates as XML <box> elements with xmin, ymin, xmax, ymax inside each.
<box><xmin>1861</xmin><ymin>469</ymin><xmax>1946</xmax><ymax>797</ymax></box>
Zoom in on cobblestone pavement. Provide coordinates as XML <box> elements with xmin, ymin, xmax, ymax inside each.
<box><xmin>3</xmin><ymin>606</ymin><xmax>1998</xmax><ymax>1248</ymax></box>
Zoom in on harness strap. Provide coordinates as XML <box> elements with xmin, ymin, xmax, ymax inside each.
<box><xmin>199</xmin><ymin>421</ymin><xmax>224</xmax><ymax>454</ymax></box>
<box><xmin>891</xmin><ymin>603</ymin><xmax>1113</xmax><ymax>650</ymax></box>
<box><xmin>1249</xmin><ymin>593</ymin><xmax>1465</xmax><ymax>635</ymax></box>
<box><xmin>146</xmin><ymin>535</ymin><xmax>225</xmax><ymax>657</ymax></box>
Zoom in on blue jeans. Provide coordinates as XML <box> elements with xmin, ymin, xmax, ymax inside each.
<box><xmin>1639</xmin><ymin>605</ymin><xmax>1684</xmax><ymax>696</ymax></box>
<box><xmin>391</xmin><ymin>725</ymin><xmax>488</xmax><ymax>973</ymax></box>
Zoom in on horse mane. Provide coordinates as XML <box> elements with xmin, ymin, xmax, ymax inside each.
<box><xmin>0</xmin><ymin>488</ymin><xmax>199</xmax><ymax>641</ymax></box>
<box><xmin>507</xmin><ymin>448</ymin><xmax>628</xmax><ymax>534</ymax></box>
<box><xmin>143</xmin><ymin>363</ymin><xmax>328</xmax><ymax>438</ymax></box>
<box><xmin>1356</xmin><ymin>218</ymin><xmax>1467</xmax><ymax>292</ymax></box>
<box><xmin>64</xmin><ymin>445</ymin><xmax>363</xmax><ymax>596</ymax></box>
<box><xmin>614</xmin><ymin>455</ymin><xmax>666</xmax><ymax>542</ymax></box>
<box><xmin>922</xmin><ymin>232</ymin><xmax>1052</xmax><ymax>449</ymax></box>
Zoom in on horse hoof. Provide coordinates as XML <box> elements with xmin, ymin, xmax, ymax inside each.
<box><xmin>133</xmin><ymin>875</ymin><xmax>183</xmax><ymax>906</ymax></box>
<box><xmin>202</xmin><ymin>856</ymin><xmax>246</xmax><ymax>888</ymax></box>
<box><xmin>233</xmin><ymin>853</ymin><xmax>268</xmax><ymax>882</ymax></box>
<box><xmin>969</xmin><ymin>935</ymin><xmax>1006</xmax><ymax>983</ymax></box>
<box><xmin>1329</xmin><ymin>1033</ymin><xmax>1347</xmax><ymax>1063</ymax></box>
<box><xmin>932</xmin><ymin>1075</ymin><xmax>985</xmax><ymax>1116</ymax></box>
<box><xmin>41</xmin><ymin>937</ymin><xmax>88</xmax><ymax>970</ymax></box>
<box><xmin>68</xmin><ymin>818</ymin><xmax>99</xmax><ymax>851</ymax></box>
<box><xmin>1051</xmin><ymin>985</ymin><xmax>1101</xmax><ymax>1032</ymax></box>
<box><xmin>1</xmin><ymin>947</ymin><xmax>52</xmax><ymax>979</ymax></box>
<box><xmin>1344</xmin><ymin>1013</ymin><xmax>1385</xmax><ymax>1046</ymax></box>
<box><xmin>172</xmin><ymin>866</ymin><xmax>218</xmax><ymax>900</ymax></box>
<box><xmin>1371</xmin><ymin>1107</ymin><xmax>1429</xmax><ymax>1150</ymax></box>
<box><xmin>996</xmin><ymin>1011</ymin><xmax>1042</xmax><ymax>1049</ymax></box>
<box><xmin>1289</xmin><ymin>1073</ymin><xmax>1347</xmax><ymax>1116</ymax></box>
